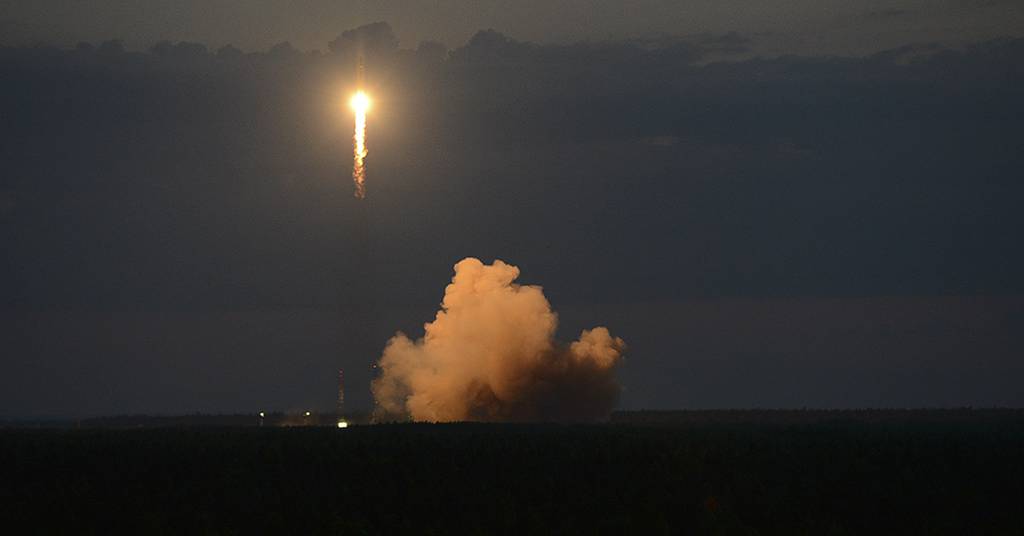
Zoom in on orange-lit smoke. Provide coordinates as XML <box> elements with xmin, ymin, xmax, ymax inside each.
<box><xmin>350</xmin><ymin>91</ymin><xmax>369</xmax><ymax>198</ymax></box>
<box><xmin>372</xmin><ymin>258</ymin><xmax>626</xmax><ymax>422</ymax></box>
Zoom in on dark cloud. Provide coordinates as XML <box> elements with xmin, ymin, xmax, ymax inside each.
<box><xmin>1</xmin><ymin>24</ymin><xmax>1022</xmax><ymax>415</ymax></box>
<box><xmin>864</xmin><ymin>8</ymin><xmax>912</xmax><ymax>20</ymax></box>
<box><xmin>2</xmin><ymin>26</ymin><xmax>1021</xmax><ymax>306</ymax></box>
<box><xmin>697</xmin><ymin>31</ymin><xmax>753</xmax><ymax>56</ymax></box>
<box><xmin>150</xmin><ymin>40</ymin><xmax>208</xmax><ymax>62</ymax></box>
<box><xmin>3</xmin><ymin>1</ymin><xmax>1022</xmax><ymax>57</ymax></box>
<box><xmin>328</xmin><ymin>21</ymin><xmax>399</xmax><ymax>57</ymax></box>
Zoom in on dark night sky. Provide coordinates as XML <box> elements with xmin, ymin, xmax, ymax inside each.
<box><xmin>1</xmin><ymin>2</ymin><xmax>1023</xmax><ymax>417</ymax></box>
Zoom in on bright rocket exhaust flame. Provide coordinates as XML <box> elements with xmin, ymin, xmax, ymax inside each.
<box><xmin>350</xmin><ymin>91</ymin><xmax>370</xmax><ymax>199</ymax></box>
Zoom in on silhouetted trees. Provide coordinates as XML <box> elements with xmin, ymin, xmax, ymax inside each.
<box><xmin>2</xmin><ymin>411</ymin><xmax>1023</xmax><ymax>534</ymax></box>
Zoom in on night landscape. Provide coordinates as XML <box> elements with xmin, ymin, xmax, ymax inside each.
<box><xmin>2</xmin><ymin>1</ymin><xmax>1023</xmax><ymax>533</ymax></box>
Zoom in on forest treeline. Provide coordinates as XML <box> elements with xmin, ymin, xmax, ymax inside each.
<box><xmin>3</xmin><ymin>411</ymin><xmax>1023</xmax><ymax>534</ymax></box>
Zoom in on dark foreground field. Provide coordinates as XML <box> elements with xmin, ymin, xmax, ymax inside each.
<box><xmin>3</xmin><ymin>410</ymin><xmax>1024</xmax><ymax>535</ymax></box>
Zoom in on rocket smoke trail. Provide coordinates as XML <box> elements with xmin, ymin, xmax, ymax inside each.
<box><xmin>351</xmin><ymin>91</ymin><xmax>369</xmax><ymax>199</ymax></box>
<box><xmin>372</xmin><ymin>258</ymin><xmax>626</xmax><ymax>422</ymax></box>
<box><xmin>350</xmin><ymin>48</ymin><xmax>369</xmax><ymax>199</ymax></box>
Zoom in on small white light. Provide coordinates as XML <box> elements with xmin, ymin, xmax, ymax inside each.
<box><xmin>259</xmin><ymin>412</ymin><xmax>265</xmax><ymax>418</ymax></box>
<box><xmin>304</xmin><ymin>411</ymin><xmax>311</xmax><ymax>417</ymax></box>
<box><xmin>336</xmin><ymin>420</ymin><xmax>349</xmax><ymax>429</ymax></box>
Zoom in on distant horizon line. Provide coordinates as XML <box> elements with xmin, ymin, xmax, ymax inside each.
<box><xmin>5</xmin><ymin>407</ymin><xmax>1023</xmax><ymax>422</ymax></box>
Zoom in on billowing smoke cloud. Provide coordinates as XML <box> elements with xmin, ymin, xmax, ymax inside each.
<box><xmin>372</xmin><ymin>258</ymin><xmax>625</xmax><ymax>422</ymax></box>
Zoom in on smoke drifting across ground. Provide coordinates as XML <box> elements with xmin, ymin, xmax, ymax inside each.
<box><xmin>372</xmin><ymin>258</ymin><xmax>625</xmax><ymax>422</ymax></box>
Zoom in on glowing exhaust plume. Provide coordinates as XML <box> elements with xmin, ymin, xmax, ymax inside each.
<box><xmin>372</xmin><ymin>258</ymin><xmax>626</xmax><ymax>422</ymax></box>
<box><xmin>349</xmin><ymin>91</ymin><xmax>370</xmax><ymax>198</ymax></box>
